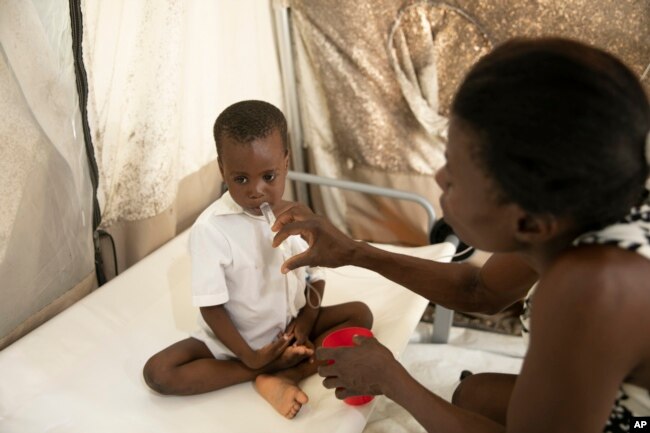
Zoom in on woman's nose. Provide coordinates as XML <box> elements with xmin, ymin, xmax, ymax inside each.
<box><xmin>434</xmin><ymin>166</ymin><xmax>447</xmax><ymax>190</ymax></box>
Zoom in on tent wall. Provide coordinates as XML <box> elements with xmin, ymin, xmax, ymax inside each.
<box><xmin>289</xmin><ymin>0</ymin><xmax>650</xmax><ymax>246</ymax></box>
<box><xmin>0</xmin><ymin>0</ymin><xmax>95</xmax><ymax>349</ymax></box>
<box><xmin>84</xmin><ymin>0</ymin><xmax>285</xmax><ymax>277</ymax></box>
<box><xmin>0</xmin><ymin>0</ymin><xmax>285</xmax><ymax>347</ymax></box>
<box><xmin>1</xmin><ymin>0</ymin><xmax>648</xmax><ymax>347</ymax></box>
<box><xmin>97</xmin><ymin>159</ymin><xmax>222</xmax><ymax>281</ymax></box>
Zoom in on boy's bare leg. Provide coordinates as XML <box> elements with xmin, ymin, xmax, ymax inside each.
<box><xmin>143</xmin><ymin>337</ymin><xmax>261</xmax><ymax>395</ymax></box>
<box><xmin>144</xmin><ymin>336</ymin><xmax>316</xmax><ymax>396</ymax></box>
<box><xmin>255</xmin><ymin>301</ymin><xmax>373</xmax><ymax>418</ymax></box>
<box><xmin>310</xmin><ymin>301</ymin><xmax>374</xmax><ymax>347</ymax></box>
<box><xmin>451</xmin><ymin>372</ymin><xmax>517</xmax><ymax>424</ymax></box>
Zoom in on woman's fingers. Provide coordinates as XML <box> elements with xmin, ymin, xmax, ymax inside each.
<box><xmin>272</xmin><ymin>203</ymin><xmax>314</xmax><ymax>232</ymax></box>
<box><xmin>315</xmin><ymin>346</ymin><xmax>339</xmax><ymax>363</ymax></box>
<box><xmin>281</xmin><ymin>249</ymin><xmax>312</xmax><ymax>273</ymax></box>
<box><xmin>271</xmin><ymin>202</ymin><xmax>358</xmax><ymax>271</ymax></box>
<box><xmin>316</xmin><ymin>337</ymin><xmax>392</xmax><ymax>396</ymax></box>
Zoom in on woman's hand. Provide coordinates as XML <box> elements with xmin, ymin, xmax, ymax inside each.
<box><xmin>315</xmin><ymin>335</ymin><xmax>398</xmax><ymax>399</ymax></box>
<box><xmin>272</xmin><ymin>203</ymin><xmax>359</xmax><ymax>273</ymax></box>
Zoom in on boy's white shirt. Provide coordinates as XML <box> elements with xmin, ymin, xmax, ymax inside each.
<box><xmin>188</xmin><ymin>191</ymin><xmax>324</xmax><ymax>356</ymax></box>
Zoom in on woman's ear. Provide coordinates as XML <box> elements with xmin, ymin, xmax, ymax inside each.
<box><xmin>514</xmin><ymin>212</ymin><xmax>560</xmax><ymax>244</ymax></box>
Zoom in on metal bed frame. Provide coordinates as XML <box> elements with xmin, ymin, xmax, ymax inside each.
<box><xmin>273</xmin><ymin>2</ymin><xmax>456</xmax><ymax>343</ymax></box>
<box><xmin>288</xmin><ymin>170</ymin><xmax>457</xmax><ymax>343</ymax></box>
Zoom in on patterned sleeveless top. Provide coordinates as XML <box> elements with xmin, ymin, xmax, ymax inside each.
<box><xmin>519</xmin><ymin>200</ymin><xmax>650</xmax><ymax>432</ymax></box>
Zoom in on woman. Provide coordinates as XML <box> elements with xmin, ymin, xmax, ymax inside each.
<box><xmin>271</xmin><ymin>38</ymin><xmax>650</xmax><ymax>432</ymax></box>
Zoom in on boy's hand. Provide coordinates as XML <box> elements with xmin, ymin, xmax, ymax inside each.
<box><xmin>242</xmin><ymin>333</ymin><xmax>292</xmax><ymax>370</ymax></box>
<box><xmin>286</xmin><ymin>312</ymin><xmax>316</xmax><ymax>347</ymax></box>
<box><xmin>266</xmin><ymin>343</ymin><xmax>314</xmax><ymax>371</ymax></box>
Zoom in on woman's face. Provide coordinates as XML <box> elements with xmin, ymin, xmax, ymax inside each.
<box><xmin>435</xmin><ymin>117</ymin><xmax>523</xmax><ymax>253</ymax></box>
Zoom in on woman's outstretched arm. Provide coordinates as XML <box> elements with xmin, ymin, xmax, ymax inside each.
<box><xmin>273</xmin><ymin>203</ymin><xmax>537</xmax><ymax>314</ymax></box>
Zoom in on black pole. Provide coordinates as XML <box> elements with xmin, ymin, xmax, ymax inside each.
<box><xmin>68</xmin><ymin>0</ymin><xmax>106</xmax><ymax>285</ymax></box>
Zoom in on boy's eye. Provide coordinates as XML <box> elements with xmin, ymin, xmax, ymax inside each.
<box><xmin>263</xmin><ymin>173</ymin><xmax>276</xmax><ymax>182</ymax></box>
<box><xmin>233</xmin><ymin>176</ymin><xmax>247</xmax><ymax>184</ymax></box>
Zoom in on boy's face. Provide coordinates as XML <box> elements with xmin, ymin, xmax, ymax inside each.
<box><xmin>218</xmin><ymin>128</ymin><xmax>289</xmax><ymax>216</ymax></box>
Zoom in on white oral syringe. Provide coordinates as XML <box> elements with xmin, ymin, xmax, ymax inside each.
<box><xmin>259</xmin><ymin>202</ymin><xmax>321</xmax><ymax>309</ymax></box>
<box><xmin>259</xmin><ymin>202</ymin><xmax>289</xmax><ymax>254</ymax></box>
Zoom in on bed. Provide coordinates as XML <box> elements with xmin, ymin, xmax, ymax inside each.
<box><xmin>0</xmin><ymin>228</ymin><xmax>455</xmax><ymax>433</ymax></box>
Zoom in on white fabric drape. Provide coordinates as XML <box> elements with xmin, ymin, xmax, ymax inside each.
<box><xmin>82</xmin><ymin>0</ymin><xmax>284</xmax><ymax>227</ymax></box>
<box><xmin>0</xmin><ymin>0</ymin><xmax>95</xmax><ymax>341</ymax></box>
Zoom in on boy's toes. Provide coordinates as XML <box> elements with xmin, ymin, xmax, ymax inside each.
<box><xmin>287</xmin><ymin>402</ymin><xmax>301</xmax><ymax>419</ymax></box>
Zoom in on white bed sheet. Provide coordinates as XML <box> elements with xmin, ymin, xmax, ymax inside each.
<box><xmin>365</xmin><ymin>325</ymin><xmax>526</xmax><ymax>432</ymax></box>
<box><xmin>0</xmin><ymin>230</ymin><xmax>455</xmax><ymax>433</ymax></box>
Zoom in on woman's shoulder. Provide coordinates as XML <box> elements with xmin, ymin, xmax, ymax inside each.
<box><xmin>529</xmin><ymin>244</ymin><xmax>650</xmax><ymax>389</ymax></box>
<box><xmin>542</xmin><ymin>245</ymin><xmax>649</xmax><ymax>303</ymax></box>
<box><xmin>552</xmin><ymin>242</ymin><xmax>648</xmax><ymax>281</ymax></box>
<box><xmin>535</xmin><ymin>244</ymin><xmax>650</xmax><ymax>338</ymax></box>
<box><xmin>512</xmin><ymin>244</ymin><xmax>650</xmax><ymax>428</ymax></box>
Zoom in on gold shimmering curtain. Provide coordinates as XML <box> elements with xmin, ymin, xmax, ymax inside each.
<box><xmin>290</xmin><ymin>0</ymin><xmax>650</xmax><ymax>246</ymax></box>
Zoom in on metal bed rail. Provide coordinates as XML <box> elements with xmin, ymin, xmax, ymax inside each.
<box><xmin>287</xmin><ymin>170</ymin><xmax>455</xmax><ymax>343</ymax></box>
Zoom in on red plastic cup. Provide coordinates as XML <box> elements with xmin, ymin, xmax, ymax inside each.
<box><xmin>321</xmin><ymin>326</ymin><xmax>374</xmax><ymax>406</ymax></box>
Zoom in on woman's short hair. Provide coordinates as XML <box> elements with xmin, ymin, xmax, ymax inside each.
<box><xmin>452</xmin><ymin>37</ymin><xmax>650</xmax><ymax>231</ymax></box>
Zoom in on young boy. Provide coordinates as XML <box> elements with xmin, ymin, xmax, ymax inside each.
<box><xmin>143</xmin><ymin>100</ymin><xmax>373</xmax><ymax>419</ymax></box>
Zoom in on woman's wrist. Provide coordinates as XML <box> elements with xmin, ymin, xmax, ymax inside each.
<box><xmin>348</xmin><ymin>239</ymin><xmax>372</xmax><ymax>267</ymax></box>
<box><xmin>349</xmin><ymin>240</ymin><xmax>388</xmax><ymax>269</ymax></box>
<box><xmin>381</xmin><ymin>359</ymin><xmax>412</xmax><ymax>400</ymax></box>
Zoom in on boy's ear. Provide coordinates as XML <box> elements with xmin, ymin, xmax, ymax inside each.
<box><xmin>513</xmin><ymin>212</ymin><xmax>560</xmax><ymax>244</ymax></box>
<box><xmin>283</xmin><ymin>150</ymin><xmax>290</xmax><ymax>171</ymax></box>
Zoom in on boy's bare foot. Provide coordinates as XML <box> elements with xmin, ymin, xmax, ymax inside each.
<box><xmin>255</xmin><ymin>374</ymin><xmax>309</xmax><ymax>419</ymax></box>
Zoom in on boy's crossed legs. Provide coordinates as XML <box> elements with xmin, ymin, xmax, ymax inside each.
<box><xmin>255</xmin><ymin>301</ymin><xmax>373</xmax><ymax>417</ymax></box>
<box><xmin>143</xmin><ymin>301</ymin><xmax>372</xmax><ymax>419</ymax></box>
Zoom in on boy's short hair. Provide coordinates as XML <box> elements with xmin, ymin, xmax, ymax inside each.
<box><xmin>213</xmin><ymin>100</ymin><xmax>288</xmax><ymax>155</ymax></box>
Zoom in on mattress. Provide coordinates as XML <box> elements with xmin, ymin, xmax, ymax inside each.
<box><xmin>0</xmin><ymin>230</ymin><xmax>455</xmax><ymax>433</ymax></box>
